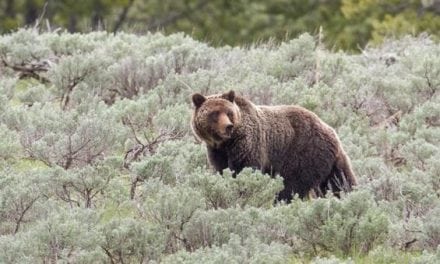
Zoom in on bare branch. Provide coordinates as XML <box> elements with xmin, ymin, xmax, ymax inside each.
<box><xmin>33</xmin><ymin>1</ymin><xmax>48</xmax><ymax>30</ymax></box>
<box><xmin>14</xmin><ymin>196</ymin><xmax>39</xmax><ymax>234</ymax></box>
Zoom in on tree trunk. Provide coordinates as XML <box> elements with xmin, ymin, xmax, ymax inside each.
<box><xmin>92</xmin><ymin>1</ymin><xmax>104</xmax><ymax>30</ymax></box>
<box><xmin>24</xmin><ymin>0</ymin><xmax>38</xmax><ymax>25</ymax></box>
<box><xmin>5</xmin><ymin>0</ymin><xmax>15</xmax><ymax>18</ymax></box>
<box><xmin>68</xmin><ymin>14</ymin><xmax>77</xmax><ymax>32</ymax></box>
<box><xmin>112</xmin><ymin>0</ymin><xmax>135</xmax><ymax>33</ymax></box>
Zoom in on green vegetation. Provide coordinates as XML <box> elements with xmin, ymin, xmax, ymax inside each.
<box><xmin>0</xmin><ymin>29</ymin><xmax>439</xmax><ymax>263</ymax></box>
<box><xmin>1</xmin><ymin>0</ymin><xmax>440</xmax><ymax>50</ymax></box>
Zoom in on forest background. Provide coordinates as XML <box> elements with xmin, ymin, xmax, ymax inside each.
<box><xmin>1</xmin><ymin>0</ymin><xmax>440</xmax><ymax>50</ymax></box>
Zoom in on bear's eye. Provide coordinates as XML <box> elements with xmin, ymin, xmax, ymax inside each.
<box><xmin>209</xmin><ymin>111</ymin><xmax>219</xmax><ymax>120</ymax></box>
<box><xmin>227</xmin><ymin>111</ymin><xmax>234</xmax><ymax>119</ymax></box>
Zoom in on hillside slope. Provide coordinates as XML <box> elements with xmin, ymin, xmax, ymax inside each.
<box><xmin>0</xmin><ymin>29</ymin><xmax>439</xmax><ymax>263</ymax></box>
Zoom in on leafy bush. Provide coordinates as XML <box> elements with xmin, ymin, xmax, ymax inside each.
<box><xmin>100</xmin><ymin>218</ymin><xmax>166</xmax><ymax>263</ymax></box>
<box><xmin>162</xmin><ymin>234</ymin><xmax>290</xmax><ymax>264</ymax></box>
<box><xmin>187</xmin><ymin>168</ymin><xmax>284</xmax><ymax>209</ymax></box>
<box><xmin>288</xmin><ymin>191</ymin><xmax>389</xmax><ymax>255</ymax></box>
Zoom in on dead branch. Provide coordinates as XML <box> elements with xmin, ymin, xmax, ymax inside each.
<box><xmin>1</xmin><ymin>58</ymin><xmax>50</xmax><ymax>83</ymax></box>
<box><xmin>373</xmin><ymin>110</ymin><xmax>402</xmax><ymax>130</ymax></box>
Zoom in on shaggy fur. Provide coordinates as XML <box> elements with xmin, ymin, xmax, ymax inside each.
<box><xmin>191</xmin><ymin>90</ymin><xmax>357</xmax><ymax>201</ymax></box>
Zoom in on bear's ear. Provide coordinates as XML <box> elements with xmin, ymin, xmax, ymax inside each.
<box><xmin>222</xmin><ymin>90</ymin><xmax>235</xmax><ymax>103</ymax></box>
<box><xmin>192</xmin><ymin>93</ymin><xmax>206</xmax><ymax>108</ymax></box>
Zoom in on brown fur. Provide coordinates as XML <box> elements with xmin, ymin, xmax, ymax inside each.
<box><xmin>191</xmin><ymin>90</ymin><xmax>357</xmax><ymax>201</ymax></box>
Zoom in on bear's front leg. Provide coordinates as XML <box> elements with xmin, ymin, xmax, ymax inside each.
<box><xmin>207</xmin><ymin>146</ymin><xmax>228</xmax><ymax>173</ymax></box>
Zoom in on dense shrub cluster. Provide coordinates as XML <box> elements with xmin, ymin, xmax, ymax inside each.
<box><xmin>0</xmin><ymin>29</ymin><xmax>439</xmax><ymax>263</ymax></box>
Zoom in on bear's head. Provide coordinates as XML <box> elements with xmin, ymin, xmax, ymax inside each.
<box><xmin>191</xmin><ymin>90</ymin><xmax>241</xmax><ymax>146</ymax></box>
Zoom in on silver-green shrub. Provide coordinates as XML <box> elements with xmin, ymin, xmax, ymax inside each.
<box><xmin>162</xmin><ymin>234</ymin><xmax>290</xmax><ymax>264</ymax></box>
<box><xmin>99</xmin><ymin>218</ymin><xmax>166</xmax><ymax>263</ymax></box>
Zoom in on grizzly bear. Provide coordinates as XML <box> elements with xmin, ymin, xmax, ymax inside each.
<box><xmin>191</xmin><ymin>90</ymin><xmax>357</xmax><ymax>201</ymax></box>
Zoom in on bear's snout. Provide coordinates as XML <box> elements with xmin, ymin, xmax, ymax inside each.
<box><xmin>225</xmin><ymin>124</ymin><xmax>234</xmax><ymax>135</ymax></box>
<box><xmin>217</xmin><ymin>113</ymin><xmax>234</xmax><ymax>139</ymax></box>
<box><xmin>220</xmin><ymin>122</ymin><xmax>233</xmax><ymax>138</ymax></box>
